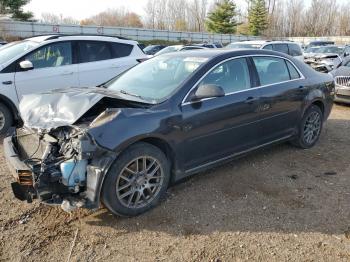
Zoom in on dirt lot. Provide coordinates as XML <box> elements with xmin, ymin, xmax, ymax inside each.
<box><xmin>1</xmin><ymin>104</ymin><xmax>350</xmax><ymax>262</ymax></box>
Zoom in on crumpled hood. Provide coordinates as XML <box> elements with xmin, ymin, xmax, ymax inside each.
<box><xmin>315</xmin><ymin>53</ymin><xmax>339</xmax><ymax>59</ymax></box>
<box><xmin>19</xmin><ymin>87</ymin><xmax>126</xmax><ymax>130</ymax></box>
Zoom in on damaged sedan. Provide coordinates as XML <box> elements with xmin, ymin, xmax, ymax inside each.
<box><xmin>4</xmin><ymin>49</ymin><xmax>334</xmax><ymax>217</ymax></box>
<box><xmin>305</xmin><ymin>45</ymin><xmax>350</xmax><ymax>73</ymax></box>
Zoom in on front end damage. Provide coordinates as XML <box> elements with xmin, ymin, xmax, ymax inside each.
<box><xmin>4</xmin><ymin>87</ymin><xmax>152</xmax><ymax>212</ymax></box>
<box><xmin>7</xmin><ymin>125</ymin><xmax>115</xmax><ymax>211</ymax></box>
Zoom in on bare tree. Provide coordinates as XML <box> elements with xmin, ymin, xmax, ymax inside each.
<box><xmin>80</xmin><ymin>8</ymin><xmax>143</xmax><ymax>28</ymax></box>
<box><xmin>41</xmin><ymin>13</ymin><xmax>79</xmax><ymax>25</ymax></box>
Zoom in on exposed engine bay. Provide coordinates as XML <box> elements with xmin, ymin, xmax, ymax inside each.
<box><xmin>11</xmin><ymin>93</ymin><xmax>151</xmax><ymax>212</ymax></box>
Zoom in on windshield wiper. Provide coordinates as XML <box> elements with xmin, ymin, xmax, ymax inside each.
<box><xmin>119</xmin><ymin>89</ymin><xmax>143</xmax><ymax>99</ymax></box>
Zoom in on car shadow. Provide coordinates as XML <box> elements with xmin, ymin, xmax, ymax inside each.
<box><xmin>81</xmin><ymin>117</ymin><xmax>350</xmax><ymax>237</ymax></box>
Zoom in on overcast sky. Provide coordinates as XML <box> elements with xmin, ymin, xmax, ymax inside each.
<box><xmin>24</xmin><ymin>0</ymin><xmax>347</xmax><ymax>21</ymax></box>
<box><xmin>24</xmin><ymin>0</ymin><xmax>247</xmax><ymax>20</ymax></box>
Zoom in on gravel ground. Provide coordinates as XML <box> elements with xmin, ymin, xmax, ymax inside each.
<box><xmin>1</xmin><ymin>104</ymin><xmax>350</xmax><ymax>262</ymax></box>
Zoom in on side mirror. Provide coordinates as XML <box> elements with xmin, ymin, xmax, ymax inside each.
<box><xmin>19</xmin><ymin>60</ymin><xmax>34</xmax><ymax>71</ymax></box>
<box><xmin>344</xmin><ymin>52</ymin><xmax>350</xmax><ymax>57</ymax></box>
<box><xmin>192</xmin><ymin>84</ymin><xmax>225</xmax><ymax>101</ymax></box>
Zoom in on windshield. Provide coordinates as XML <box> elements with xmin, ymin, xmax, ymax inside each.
<box><xmin>226</xmin><ymin>43</ymin><xmax>262</xmax><ymax>49</ymax></box>
<box><xmin>155</xmin><ymin>46</ymin><xmax>183</xmax><ymax>56</ymax></box>
<box><xmin>106</xmin><ymin>55</ymin><xmax>208</xmax><ymax>101</ymax></box>
<box><xmin>0</xmin><ymin>40</ymin><xmax>39</xmax><ymax>65</ymax></box>
<box><xmin>317</xmin><ymin>46</ymin><xmax>344</xmax><ymax>55</ymax></box>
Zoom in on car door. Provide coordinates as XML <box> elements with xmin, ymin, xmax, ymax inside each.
<box><xmin>251</xmin><ymin>56</ymin><xmax>305</xmax><ymax>143</ymax></box>
<box><xmin>14</xmin><ymin>41</ymin><xmax>79</xmax><ymax>99</ymax></box>
<box><xmin>180</xmin><ymin>57</ymin><xmax>262</xmax><ymax>170</ymax></box>
<box><xmin>77</xmin><ymin>41</ymin><xmax>137</xmax><ymax>87</ymax></box>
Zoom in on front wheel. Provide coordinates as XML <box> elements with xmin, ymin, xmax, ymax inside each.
<box><xmin>291</xmin><ymin>105</ymin><xmax>323</xmax><ymax>149</ymax></box>
<box><xmin>0</xmin><ymin>103</ymin><xmax>13</xmax><ymax>135</ymax></box>
<box><xmin>101</xmin><ymin>142</ymin><xmax>170</xmax><ymax>217</ymax></box>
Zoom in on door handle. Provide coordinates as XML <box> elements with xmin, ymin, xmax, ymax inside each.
<box><xmin>245</xmin><ymin>97</ymin><xmax>259</xmax><ymax>104</ymax></box>
<box><xmin>2</xmin><ymin>81</ymin><xmax>12</xmax><ymax>85</ymax></box>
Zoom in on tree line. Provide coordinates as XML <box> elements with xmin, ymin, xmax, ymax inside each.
<box><xmin>2</xmin><ymin>0</ymin><xmax>350</xmax><ymax>37</ymax></box>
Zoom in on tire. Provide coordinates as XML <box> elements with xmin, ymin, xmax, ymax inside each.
<box><xmin>291</xmin><ymin>105</ymin><xmax>323</xmax><ymax>149</ymax></box>
<box><xmin>101</xmin><ymin>142</ymin><xmax>171</xmax><ymax>217</ymax></box>
<box><xmin>0</xmin><ymin>103</ymin><xmax>13</xmax><ymax>136</ymax></box>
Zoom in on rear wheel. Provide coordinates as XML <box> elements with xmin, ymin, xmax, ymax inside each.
<box><xmin>0</xmin><ymin>103</ymin><xmax>13</xmax><ymax>135</ymax></box>
<box><xmin>101</xmin><ymin>142</ymin><xmax>170</xmax><ymax>217</ymax></box>
<box><xmin>291</xmin><ymin>105</ymin><xmax>323</xmax><ymax>149</ymax></box>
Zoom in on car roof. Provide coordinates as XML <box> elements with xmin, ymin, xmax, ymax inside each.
<box><xmin>231</xmin><ymin>40</ymin><xmax>297</xmax><ymax>45</ymax></box>
<box><xmin>27</xmin><ymin>34</ymin><xmax>139</xmax><ymax>45</ymax></box>
<box><xmin>161</xmin><ymin>48</ymin><xmax>293</xmax><ymax>60</ymax></box>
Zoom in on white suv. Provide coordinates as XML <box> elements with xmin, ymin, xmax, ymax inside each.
<box><xmin>0</xmin><ymin>35</ymin><xmax>147</xmax><ymax>134</ymax></box>
<box><xmin>226</xmin><ymin>40</ymin><xmax>304</xmax><ymax>61</ymax></box>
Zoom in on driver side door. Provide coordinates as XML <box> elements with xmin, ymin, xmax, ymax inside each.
<box><xmin>180</xmin><ymin>57</ymin><xmax>262</xmax><ymax>171</ymax></box>
<box><xmin>14</xmin><ymin>41</ymin><xmax>79</xmax><ymax>99</ymax></box>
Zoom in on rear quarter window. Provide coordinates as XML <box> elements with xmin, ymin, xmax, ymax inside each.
<box><xmin>110</xmin><ymin>42</ymin><xmax>134</xmax><ymax>58</ymax></box>
<box><xmin>288</xmin><ymin>44</ymin><xmax>303</xmax><ymax>56</ymax></box>
<box><xmin>286</xmin><ymin>61</ymin><xmax>301</xmax><ymax>79</ymax></box>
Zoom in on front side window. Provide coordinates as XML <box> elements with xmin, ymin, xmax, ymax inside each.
<box><xmin>25</xmin><ymin>42</ymin><xmax>72</xmax><ymax>69</ymax></box>
<box><xmin>273</xmin><ymin>44</ymin><xmax>289</xmax><ymax>55</ymax></box>
<box><xmin>253</xmin><ymin>57</ymin><xmax>291</xmax><ymax>86</ymax></box>
<box><xmin>78</xmin><ymin>41</ymin><xmax>112</xmax><ymax>63</ymax></box>
<box><xmin>198</xmin><ymin>58</ymin><xmax>251</xmax><ymax>94</ymax></box>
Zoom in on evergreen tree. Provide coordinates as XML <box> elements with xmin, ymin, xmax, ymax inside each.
<box><xmin>0</xmin><ymin>0</ymin><xmax>33</xmax><ymax>21</ymax></box>
<box><xmin>205</xmin><ymin>0</ymin><xmax>238</xmax><ymax>34</ymax></box>
<box><xmin>248</xmin><ymin>0</ymin><xmax>268</xmax><ymax>36</ymax></box>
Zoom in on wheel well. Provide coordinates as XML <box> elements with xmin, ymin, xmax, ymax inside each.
<box><xmin>311</xmin><ymin>100</ymin><xmax>324</xmax><ymax>115</ymax></box>
<box><xmin>138</xmin><ymin>137</ymin><xmax>176</xmax><ymax>173</ymax></box>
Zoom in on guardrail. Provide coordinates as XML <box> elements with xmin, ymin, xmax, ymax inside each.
<box><xmin>0</xmin><ymin>21</ymin><xmax>259</xmax><ymax>43</ymax></box>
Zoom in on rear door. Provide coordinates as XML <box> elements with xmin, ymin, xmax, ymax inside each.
<box><xmin>14</xmin><ymin>41</ymin><xmax>79</xmax><ymax>99</ymax></box>
<box><xmin>251</xmin><ymin>56</ymin><xmax>305</xmax><ymax>142</ymax></box>
<box><xmin>181</xmin><ymin>57</ymin><xmax>262</xmax><ymax>170</ymax></box>
<box><xmin>77</xmin><ymin>40</ymin><xmax>137</xmax><ymax>87</ymax></box>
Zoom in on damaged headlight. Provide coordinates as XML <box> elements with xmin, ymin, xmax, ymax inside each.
<box><xmin>90</xmin><ymin>109</ymin><xmax>121</xmax><ymax>128</ymax></box>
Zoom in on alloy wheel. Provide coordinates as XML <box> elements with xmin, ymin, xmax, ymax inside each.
<box><xmin>116</xmin><ymin>156</ymin><xmax>164</xmax><ymax>209</ymax></box>
<box><xmin>0</xmin><ymin>110</ymin><xmax>5</xmax><ymax>131</ymax></box>
<box><xmin>303</xmin><ymin>111</ymin><xmax>321</xmax><ymax>145</ymax></box>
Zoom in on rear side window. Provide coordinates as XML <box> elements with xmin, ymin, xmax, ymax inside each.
<box><xmin>286</xmin><ymin>61</ymin><xmax>300</xmax><ymax>79</ymax></box>
<box><xmin>288</xmin><ymin>44</ymin><xmax>302</xmax><ymax>56</ymax></box>
<box><xmin>78</xmin><ymin>41</ymin><xmax>112</xmax><ymax>63</ymax></box>
<box><xmin>253</xmin><ymin>57</ymin><xmax>290</xmax><ymax>86</ymax></box>
<box><xmin>273</xmin><ymin>44</ymin><xmax>289</xmax><ymax>55</ymax></box>
<box><xmin>110</xmin><ymin>42</ymin><xmax>133</xmax><ymax>58</ymax></box>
